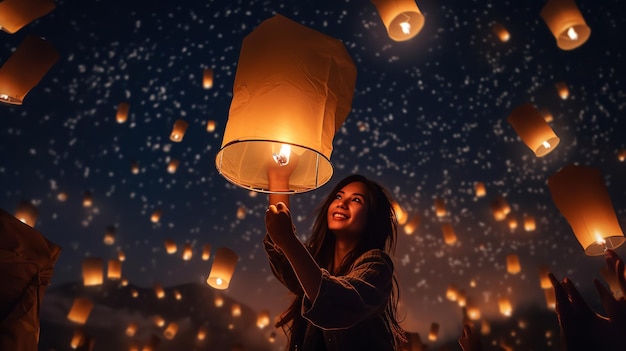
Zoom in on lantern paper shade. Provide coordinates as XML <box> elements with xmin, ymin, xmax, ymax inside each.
<box><xmin>70</xmin><ymin>329</ymin><xmax>85</xmax><ymax>349</ymax></box>
<box><xmin>506</xmin><ymin>254</ymin><xmax>521</xmax><ymax>274</ymax></box>
<box><xmin>404</xmin><ymin>215</ymin><xmax>420</xmax><ymax>235</ymax></box>
<box><xmin>151</xmin><ymin>209</ymin><xmax>163</xmax><ymax>223</ymax></box>
<box><xmin>182</xmin><ymin>243</ymin><xmax>193</xmax><ymax>261</ymax></box>
<box><xmin>107</xmin><ymin>259</ymin><xmax>122</xmax><ymax>280</ymax></box>
<box><xmin>206</xmin><ymin>119</ymin><xmax>216</xmax><ymax>132</ymax></box>
<box><xmin>524</xmin><ymin>215</ymin><xmax>536</xmax><ymax>231</ymax></box>
<box><xmin>103</xmin><ymin>225</ymin><xmax>116</xmax><ymax>245</ymax></box>
<box><xmin>202</xmin><ymin>243</ymin><xmax>211</xmax><ymax>260</ymax></box>
<box><xmin>474</xmin><ymin>182</ymin><xmax>486</xmax><ymax>197</ymax></box>
<box><xmin>0</xmin><ymin>0</ymin><xmax>56</xmax><ymax>34</ymax></box>
<box><xmin>154</xmin><ymin>283</ymin><xmax>165</xmax><ymax>299</ymax></box>
<box><xmin>446</xmin><ymin>284</ymin><xmax>459</xmax><ymax>301</ymax></box>
<box><xmin>164</xmin><ymin>322</ymin><xmax>179</xmax><ymax>340</ymax></box>
<box><xmin>539</xmin><ymin>265</ymin><xmax>552</xmax><ymax>289</ymax></box>
<box><xmin>14</xmin><ymin>200</ymin><xmax>38</xmax><ymax>227</ymax></box>
<box><xmin>126</xmin><ymin>322</ymin><xmax>138</xmax><ymax>337</ymax></box>
<box><xmin>618</xmin><ymin>149</ymin><xmax>626</xmax><ymax>162</ymax></box>
<box><xmin>164</xmin><ymin>239</ymin><xmax>177</xmax><ymax>254</ymax></box>
<box><xmin>203</xmin><ymin>68</ymin><xmax>214</xmax><ymax>89</ymax></box>
<box><xmin>116</xmin><ymin>102</ymin><xmax>129</xmax><ymax>123</ymax></box>
<box><xmin>215</xmin><ymin>14</ymin><xmax>357</xmax><ymax>194</ymax></box>
<box><xmin>371</xmin><ymin>0</ymin><xmax>425</xmax><ymax>41</ymax></box>
<box><xmin>490</xmin><ymin>196</ymin><xmax>510</xmax><ymax>221</ymax></box>
<box><xmin>167</xmin><ymin>159</ymin><xmax>180</xmax><ymax>174</ymax></box>
<box><xmin>82</xmin><ymin>191</ymin><xmax>93</xmax><ymax>207</ymax></box>
<box><xmin>197</xmin><ymin>326</ymin><xmax>207</xmax><ymax>340</ymax></box>
<box><xmin>434</xmin><ymin>198</ymin><xmax>446</xmax><ymax>217</ymax></box>
<box><xmin>492</xmin><ymin>23</ymin><xmax>510</xmax><ymax>42</ymax></box>
<box><xmin>540</xmin><ymin>0</ymin><xmax>590</xmax><ymax>50</ymax></box>
<box><xmin>206</xmin><ymin>247</ymin><xmax>239</xmax><ymax>289</ymax></box>
<box><xmin>547</xmin><ymin>164</ymin><xmax>625</xmax><ymax>256</ymax></box>
<box><xmin>428</xmin><ymin>322</ymin><xmax>439</xmax><ymax>341</ymax></box>
<box><xmin>0</xmin><ymin>35</ymin><xmax>59</xmax><ymax>105</ymax></box>
<box><xmin>169</xmin><ymin>119</ymin><xmax>189</xmax><ymax>142</ymax></box>
<box><xmin>82</xmin><ymin>258</ymin><xmax>103</xmax><ymax>286</ymax></box>
<box><xmin>507</xmin><ymin>103</ymin><xmax>560</xmax><ymax>157</ymax></box>
<box><xmin>67</xmin><ymin>297</ymin><xmax>93</xmax><ymax>324</ymax></box>
<box><xmin>555</xmin><ymin>81</ymin><xmax>569</xmax><ymax>100</ymax></box>
<box><xmin>441</xmin><ymin>223</ymin><xmax>457</xmax><ymax>245</ymax></box>
<box><xmin>257</xmin><ymin>310</ymin><xmax>271</xmax><ymax>329</ymax></box>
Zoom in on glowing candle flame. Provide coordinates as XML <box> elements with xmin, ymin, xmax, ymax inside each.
<box><xmin>542</xmin><ymin>141</ymin><xmax>551</xmax><ymax>149</ymax></box>
<box><xmin>272</xmin><ymin>144</ymin><xmax>291</xmax><ymax>166</ymax></box>
<box><xmin>0</xmin><ymin>94</ymin><xmax>9</xmax><ymax>100</ymax></box>
<box><xmin>595</xmin><ymin>232</ymin><xmax>606</xmax><ymax>245</ymax></box>
<box><xmin>399</xmin><ymin>21</ymin><xmax>411</xmax><ymax>35</ymax></box>
<box><xmin>216</xmin><ymin>277</ymin><xmax>223</xmax><ymax>286</ymax></box>
<box><xmin>567</xmin><ymin>27</ymin><xmax>578</xmax><ymax>40</ymax></box>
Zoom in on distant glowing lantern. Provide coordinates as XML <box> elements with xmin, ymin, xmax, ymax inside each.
<box><xmin>203</xmin><ymin>68</ymin><xmax>214</xmax><ymax>89</ymax></box>
<box><xmin>538</xmin><ymin>265</ymin><xmax>552</xmax><ymax>289</ymax></box>
<box><xmin>57</xmin><ymin>192</ymin><xmax>68</xmax><ymax>202</ymax></box>
<box><xmin>82</xmin><ymin>257</ymin><xmax>103</xmax><ymax>286</ymax></box>
<box><xmin>151</xmin><ymin>209</ymin><xmax>163</xmax><ymax>223</ymax></box>
<box><xmin>231</xmin><ymin>303</ymin><xmax>242</xmax><ymax>317</ymax></box>
<box><xmin>154</xmin><ymin>283</ymin><xmax>165</xmax><ymax>299</ymax></box>
<box><xmin>498</xmin><ymin>297</ymin><xmax>513</xmax><ymax>317</ymax></box>
<box><xmin>392</xmin><ymin>201</ymin><xmax>408</xmax><ymax>225</ymax></box>
<box><xmin>107</xmin><ymin>259</ymin><xmax>122</xmax><ymax>280</ymax></box>
<box><xmin>206</xmin><ymin>119</ymin><xmax>216</xmax><ymax>132</ymax></box>
<box><xmin>539</xmin><ymin>108</ymin><xmax>554</xmax><ymax>123</ymax></box>
<box><xmin>0</xmin><ymin>0</ymin><xmax>56</xmax><ymax>34</ymax></box>
<box><xmin>507</xmin><ymin>103</ymin><xmax>560</xmax><ymax>157</ymax></box>
<box><xmin>457</xmin><ymin>290</ymin><xmax>467</xmax><ymax>307</ymax></box>
<box><xmin>202</xmin><ymin>244</ymin><xmax>211</xmax><ymax>260</ymax></box>
<box><xmin>14</xmin><ymin>200</ymin><xmax>38</xmax><ymax>227</ymax></box>
<box><xmin>404</xmin><ymin>215</ymin><xmax>421</xmax><ymax>235</ymax></box>
<box><xmin>121</xmin><ymin>278</ymin><xmax>128</xmax><ymax>287</ymax></box>
<box><xmin>83</xmin><ymin>191</ymin><xmax>93</xmax><ymax>207</ymax></box>
<box><xmin>446</xmin><ymin>284</ymin><xmax>459</xmax><ymax>301</ymax></box>
<box><xmin>507</xmin><ymin>215</ymin><xmax>518</xmax><ymax>230</ymax></box>
<box><xmin>269</xmin><ymin>331</ymin><xmax>277</xmax><ymax>343</ymax></box>
<box><xmin>0</xmin><ymin>35</ymin><xmax>59</xmax><ymax>105</ymax></box>
<box><xmin>116</xmin><ymin>102</ymin><xmax>129</xmax><ymax>123</ymax></box>
<box><xmin>434</xmin><ymin>198</ymin><xmax>446</xmax><ymax>217</ymax></box>
<box><xmin>197</xmin><ymin>326</ymin><xmax>207</xmax><ymax>340</ymax></box>
<box><xmin>506</xmin><ymin>254</ymin><xmax>521</xmax><ymax>274</ymax></box>
<box><xmin>554</xmin><ymin>82</ymin><xmax>569</xmax><ymax>100</ymax></box>
<box><xmin>490</xmin><ymin>196</ymin><xmax>510</xmax><ymax>221</ymax></box>
<box><xmin>371</xmin><ymin>0</ymin><xmax>425</xmax><ymax>41</ymax></box>
<box><xmin>215</xmin><ymin>14</ymin><xmax>356</xmax><ymax>194</ymax></box>
<box><xmin>70</xmin><ymin>328</ymin><xmax>85</xmax><ymax>349</ymax></box>
<box><xmin>206</xmin><ymin>247</ymin><xmax>239</xmax><ymax>289</ymax></box>
<box><xmin>103</xmin><ymin>225</ymin><xmax>116</xmax><ymax>245</ymax></box>
<box><xmin>480</xmin><ymin>320</ymin><xmax>491</xmax><ymax>335</ymax></box>
<box><xmin>257</xmin><ymin>310</ymin><xmax>270</xmax><ymax>329</ymax></box>
<box><xmin>540</xmin><ymin>0</ymin><xmax>590</xmax><ymax>50</ymax></box>
<box><xmin>474</xmin><ymin>182</ymin><xmax>486</xmax><ymax>197</ymax></box>
<box><xmin>164</xmin><ymin>322</ymin><xmax>179</xmax><ymax>340</ymax></box>
<box><xmin>544</xmin><ymin>287</ymin><xmax>556</xmax><ymax>310</ymax></box>
<box><xmin>236</xmin><ymin>205</ymin><xmax>246</xmax><ymax>220</ymax></box>
<box><xmin>441</xmin><ymin>223</ymin><xmax>457</xmax><ymax>245</ymax></box>
<box><xmin>524</xmin><ymin>215</ymin><xmax>536</xmax><ymax>232</ymax></box>
<box><xmin>118</xmin><ymin>250</ymin><xmax>126</xmax><ymax>262</ymax></box>
<box><xmin>182</xmin><ymin>243</ymin><xmax>193</xmax><ymax>261</ymax></box>
<box><xmin>214</xmin><ymin>294</ymin><xmax>224</xmax><ymax>307</ymax></box>
<box><xmin>67</xmin><ymin>297</ymin><xmax>93</xmax><ymax>324</ymax></box>
<box><xmin>466</xmin><ymin>302</ymin><xmax>481</xmax><ymax>320</ymax></box>
<box><xmin>153</xmin><ymin>315</ymin><xmax>165</xmax><ymax>327</ymax></box>
<box><xmin>164</xmin><ymin>239</ymin><xmax>177</xmax><ymax>254</ymax></box>
<box><xmin>169</xmin><ymin>119</ymin><xmax>189</xmax><ymax>142</ymax></box>
<box><xmin>618</xmin><ymin>149</ymin><xmax>626</xmax><ymax>162</ymax></box>
<box><xmin>428</xmin><ymin>322</ymin><xmax>439</xmax><ymax>341</ymax></box>
<box><xmin>548</xmin><ymin>164</ymin><xmax>625</xmax><ymax>256</ymax></box>
<box><xmin>491</xmin><ymin>23</ymin><xmax>510</xmax><ymax>42</ymax></box>
<box><xmin>131</xmin><ymin>288</ymin><xmax>139</xmax><ymax>298</ymax></box>
<box><xmin>129</xmin><ymin>341</ymin><xmax>139</xmax><ymax>351</ymax></box>
<box><xmin>131</xmin><ymin>160</ymin><xmax>140</xmax><ymax>174</ymax></box>
<box><xmin>126</xmin><ymin>321</ymin><xmax>138</xmax><ymax>337</ymax></box>
<box><xmin>167</xmin><ymin>159</ymin><xmax>180</xmax><ymax>174</ymax></box>
<box><xmin>174</xmin><ymin>289</ymin><xmax>182</xmax><ymax>300</ymax></box>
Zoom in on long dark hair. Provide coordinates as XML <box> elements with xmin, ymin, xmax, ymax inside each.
<box><xmin>276</xmin><ymin>174</ymin><xmax>406</xmax><ymax>348</ymax></box>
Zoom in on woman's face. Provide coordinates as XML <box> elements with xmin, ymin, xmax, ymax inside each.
<box><xmin>327</xmin><ymin>181</ymin><xmax>369</xmax><ymax>239</ymax></box>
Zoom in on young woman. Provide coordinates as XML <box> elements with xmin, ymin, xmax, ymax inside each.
<box><xmin>264</xmin><ymin>174</ymin><xmax>406</xmax><ymax>350</ymax></box>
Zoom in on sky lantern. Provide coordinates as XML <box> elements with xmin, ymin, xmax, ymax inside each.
<box><xmin>202</xmin><ymin>244</ymin><xmax>211</xmax><ymax>260</ymax></box>
<box><xmin>14</xmin><ymin>200</ymin><xmax>38</xmax><ymax>227</ymax></box>
<box><xmin>434</xmin><ymin>198</ymin><xmax>446</xmax><ymax>217</ymax></box>
<box><xmin>82</xmin><ymin>257</ymin><xmax>103</xmax><ymax>286</ymax></box>
<box><xmin>457</xmin><ymin>290</ymin><xmax>467</xmax><ymax>307</ymax></box>
<box><xmin>206</xmin><ymin>119</ymin><xmax>216</xmax><ymax>132</ymax></box>
<box><xmin>474</xmin><ymin>182</ymin><xmax>486</xmax><ymax>197</ymax></box>
<box><xmin>540</xmin><ymin>0</ymin><xmax>590</xmax><ymax>50</ymax></box>
<box><xmin>130</xmin><ymin>160</ymin><xmax>140</xmax><ymax>174</ymax></box>
<box><xmin>163</xmin><ymin>239</ymin><xmax>177</xmax><ymax>254</ymax></box>
<box><xmin>466</xmin><ymin>302</ymin><xmax>481</xmax><ymax>320</ymax></box>
<box><xmin>498</xmin><ymin>296</ymin><xmax>513</xmax><ymax>317</ymax></box>
<box><xmin>174</xmin><ymin>289</ymin><xmax>182</xmax><ymax>300</ymax></box>
<box><xmin>116</xmin><ymin>102</ymin><xmax>129</xmax><ymax>123</ymax></box>
<box><xmin>203</xmin><ymin>68</ymin><xmax>214</xmax><ymax>89</ymax></box>
<box><xmin>169</xmin><ymin>119</ymin><xmax>189</xmax><ymax>142</ymax></box>
<box><xmin>404</xmin><ymin>215</ymin><xmax>420</xmax><ymax>235</ymax></box>
<box><xmin>215</xmin><ymin>14</ymin><xmax>356</xmax><ymax>194</ymax></box>
<box><xmin>121</xmin><ymin>278</ymin><xmax>128</xmax><ymax>287</ymax></box>
<box><xmin>67</xmin><ymin>297</ymin><xmax>93</xmax><ymax>324</ymax></box>
<box><xmin>446</xmin><ymin>284</ymin><xmax>459</xmax><ymax>301</ymax></box>
<box><xmin>107</xmin><ymin>259</ymin><xmax>122</xmax><ymax>280</ymax></box>
<box><xmin>544</xmin><ymin>288</ymin><xmax>556</xmax><ymax>310</ymax></box>
<box><xmin>507</xmin><ymin>103</ymin><xmax>560</xmax><ymax>157</ymax></box>
<box><xmin>153</xmin><ymin>315</ymin><xmax>165</xmax><ymax>328</ymax></box>
<box><xmin>154</xmin><ymin>283</ymin><xmax>165</xmax><ymax>299</ymax></box>
<box><xmin>428</xmin><ymin>322</ymin><xmax>439</xmax><ymax>341</ymax></box>
<box><xmin>491</xmin><ymin>22</ymin><xmax>510</xmax><ymax>42</ymax></box>
<box><xmin>182</xmin><ymin>243</ymin><xmax>193</xmax><ymax>261</ymax></box>
<box><xmin>103</xmin><ymin>225</ymin><xmax>116</xmax><ymax>245</ymax></box>
<box><xmin>441</xmin><ymin>223</ymin><xmax>457</xmax><ymax>245</ymax></box>
<box><xmin>231</xmin><ymin>303</ymin><xmax>242</xmax><ymax>317</ymax></box>
<box><xmin>618</xmin><ymin>149</ymin><xmax>626</xmax><ymax>162</ymax></box>
<box><xmin>57</xmin><ymin>191</ymin><xmax>68</xmax><ymax>202</ymax></box>
<box><xmin>167</xmin><ymin>159</ymin><xmax>180</xmax><ymax>174</ymax></box>
<box><xmin>507</xmin><ymin>215</ymin><xmax>518</xmax><ymax>230</ymax></box>
<box><xmin>371</xmin><ymin>0</ymin><xmax>425</xmax><ymax>41</ymax></box>
<box><xmin>164</xmin><ymin>322</ymin><xmax>179</xmax><ymax>340</ymax></box>
<box><xmin>480</xmin><ymin>320</ymin><xmax>491</xmax><ymax>335</ymax></box>
<box><xmin>197</xmin><ymin>326</ymin><xmax>207</xmax><ymax>340</ymax></box>
<box><xmin>118</xmin><ymin>249</ymin><xmax>126</xmax><ymax>262</ymax></box>
<box><xmin>126</xmin><ymin>321</ymin><xmax>138</xmax><ymax>337</ymax></box>
<box><xmin>70</xmin><ymin>328</ymin><xmax>85</xmax><ymax>349</ymax></box>
<box><xmin>524</xmin><ymin>215</ymin><xmax>536</xmax><ymax>232</ymax></box>
<box><xmin>0</xmin><ymin>35</ymin><xmax>59</xmax><ymax>105</ymax></box>
<box><xmin>236</xmin><ymin>205</ymin><xmax>247</xmax><ymax>220</ymax></box>
<box><xmin>548</xmin><ymin>164</ymin><xmax>625</xmax><ymax>255</ymax></box>
<box><xmin>0</xmin><ymin>0</ymin><xmax>55</xmax><ymax>34</ymax></box>
<box><xmin>214</xmin><ymin>294</ymin><xmax>224</xmax><ymax>307</ymax></box>
<box><xmin>554</xmin><ymin>81</ymin><xmax>569</xmax><ymax>99</ymax></box>
<box><xmin>150</xmin><ymin>209</ymin><xmax>163</xmax><ymax>223</ymax></box>
<box><xmin>257</xmin><ymin>310</ymin><xmax>271</xmax><ymax>329</ymax></box>
<box><xmin>539</xmin><ymin>108</ymin><xmax>554</xmax><ymax>123</ymax></box>
<box><xmin>490</xmin><ymin>195</ymin><xmax>510</xmax><ymax>221</ymax></box>
<box><xmin>538</xmin><ymin>265</ymin><xmax>552</xmax><ymax>289</ymax></box>
<box><xmin>82</xmin><ymin>191</ymin><xmax>93</xmax><ymax>207</ymax></box>
<box><xmin>506</xmin><ymin>254</ymin><xmax>521</xmax><ymax>274</ymax></box>
<box><xmin>206</xmin><ymin>247</ymin><xmax>239</xmax><ymax>289</ymax></box>
<box><xmin>131</xmin><ymin>288</ymin><xmax>139</xmax><ymax>298</ymax></box>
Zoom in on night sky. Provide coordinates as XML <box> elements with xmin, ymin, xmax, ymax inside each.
<box><xmin>2</xmin><ymin>0</ymin><xmax>625</xmax><ymax>347</ymax></box>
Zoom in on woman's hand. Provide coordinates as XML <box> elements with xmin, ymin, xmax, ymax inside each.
<box><xmin>265</xmin><ymin>202</ymin><xmax>296</xmax><ymax>249</ymax></box>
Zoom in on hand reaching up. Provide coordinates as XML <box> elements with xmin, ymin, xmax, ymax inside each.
<box><xmin>265</xmin><ymin>202</ymin><xmax>296</xmax><ymax>249</ymax></box>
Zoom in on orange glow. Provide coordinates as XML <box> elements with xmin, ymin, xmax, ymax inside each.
<box><xmin>169</xmin><ymin>119</ymin><xmax>189</xmax><ymax>142</ymax></box>
<box><xmin>116</xmin><ymin>102</ymin><xmax>129</xmax><ymax>123</ymax></box>
<box><xmin>371</xmin><ymin>0</ymin><xmax>425</xmax><ymax>41</ymax></box>
<box><xmin>540</xmin><ymin>0</ymin><xmax>591</xmax><ymax>50</ymax></box>
<box><xmin>507</xmin><ymin>103</ymin><xmax>560</xmax><ymax>157</ymax></box>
